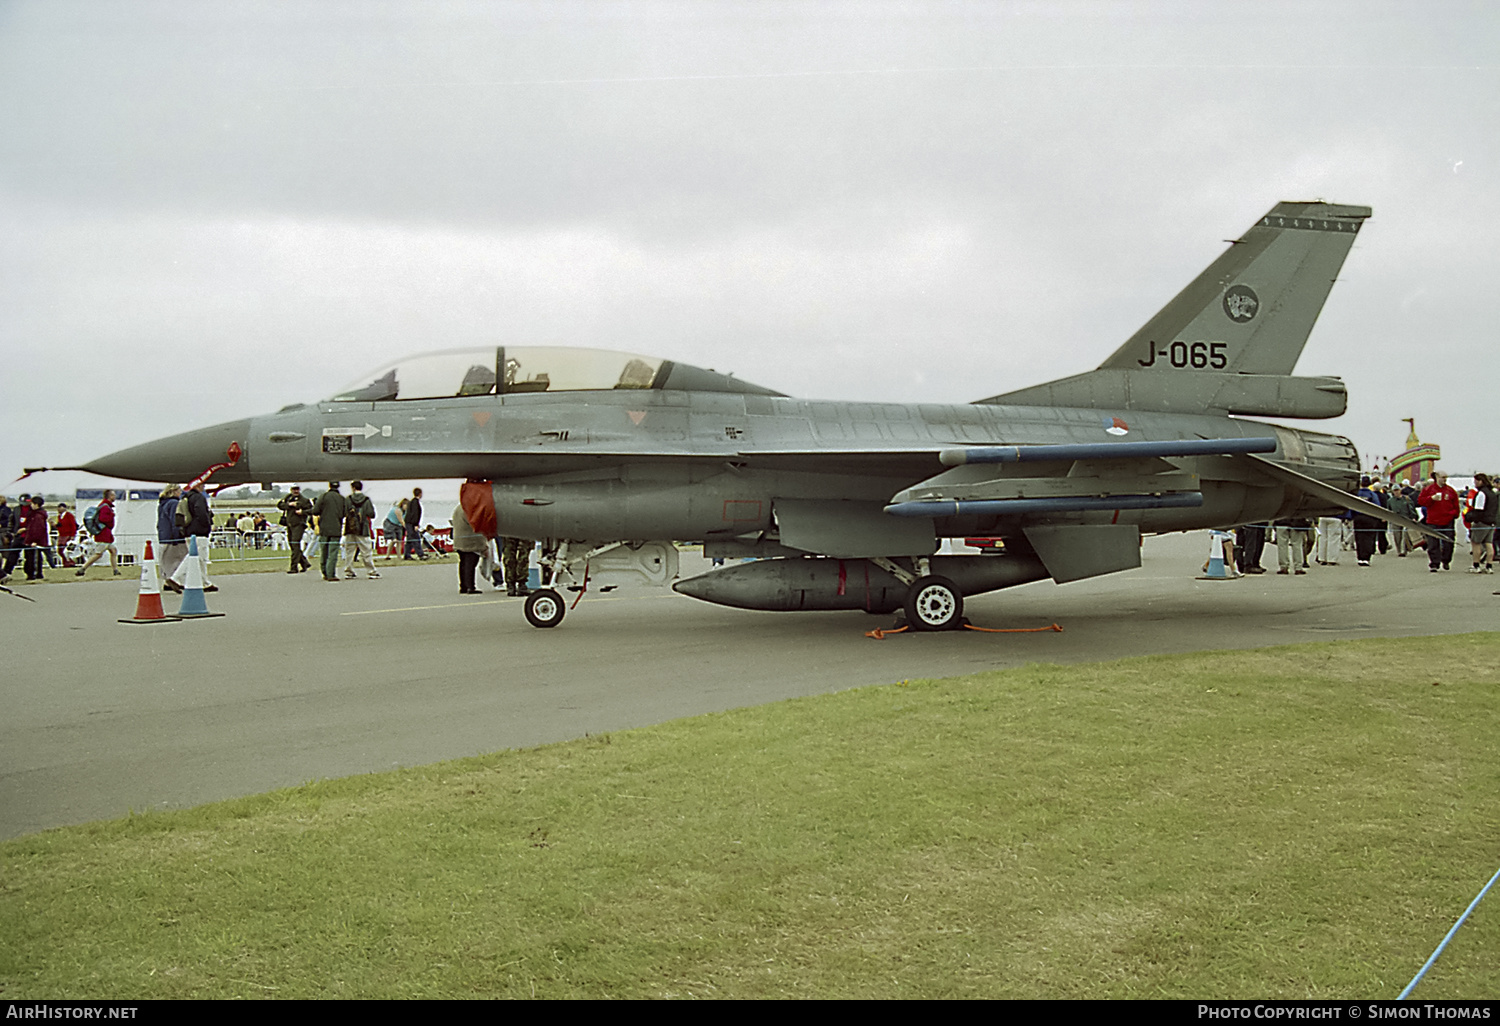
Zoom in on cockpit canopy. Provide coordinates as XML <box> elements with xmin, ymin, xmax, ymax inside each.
<box><xmin>328</xmin><ymin>346</ymin><xmax>785</xmax><ymax>403</ymax></box>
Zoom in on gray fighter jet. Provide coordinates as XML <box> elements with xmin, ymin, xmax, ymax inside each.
<box><xmin>64</xmin><ymin>201</ymin><xmax>1425</xmax><ymax>629</ymax></box>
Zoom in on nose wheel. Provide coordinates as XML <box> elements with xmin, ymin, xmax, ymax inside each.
<box><xmin>904</xmin><ymin>575</ymin><xmax>963</xmax><ymax>631</ymax></box>
<box><xmin>524</xmin><ymin>588</ymin><xmax>566</xmax><ymax>628</ymax></box>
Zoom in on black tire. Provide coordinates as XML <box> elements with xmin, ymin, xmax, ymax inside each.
<box><xmin>903</xmin><ymin>575</ymin><xmax>963</xmax><ymax>631</ymax></box>
<box><xmin>523</xmin><ymin>588</ymin><xmax>566</xmax><ymax>629</ymax></box>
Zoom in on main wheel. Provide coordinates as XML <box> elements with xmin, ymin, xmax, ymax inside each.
<box><xmin>523</xmin><ymin>588</ymin><xmax>566</xmax><ymax>629</ymax></box>
<box><xmin>904</xmin><ymin>575</ymin><xmax>963</xmax><ymax>631</ymax></box>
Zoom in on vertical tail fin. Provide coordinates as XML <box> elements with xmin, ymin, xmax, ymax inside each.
<box><xmin>1098</xmin><ymin>201</ymin><xmax>1371</xmax><ymax>376</ymax></box>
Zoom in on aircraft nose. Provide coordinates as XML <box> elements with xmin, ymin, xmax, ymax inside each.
<box><xmin>82</xmin><ymin>418</ymin><xmax>253</xmax><ymax>483</ymax></box>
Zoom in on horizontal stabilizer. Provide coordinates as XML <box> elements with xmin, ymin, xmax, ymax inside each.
<box><xmin>1234</xmin><ymin>454</ymin><xmax>1443</xmax><ymax>539</ymax></box>
<box><xmin>939</xmin><ymin>436</ymin><xmax>1276</xmax><ymax>466</ymax></box>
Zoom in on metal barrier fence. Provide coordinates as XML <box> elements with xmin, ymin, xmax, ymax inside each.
<box><xmin>42</xmin><ymin>528</ymin><xmax>424</xmax><ymax>566</ymax></box>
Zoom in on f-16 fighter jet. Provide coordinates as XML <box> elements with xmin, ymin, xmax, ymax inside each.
<box><xmin>60</xmin><ymin>201</ymin><xmax>1426</xmax><ymax>629</ymax></box>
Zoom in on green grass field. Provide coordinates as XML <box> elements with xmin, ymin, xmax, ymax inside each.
<box><xmin>3</xmin><ymin>635</ymin><xmax>1497</xmax><ymax>999</ymax></box>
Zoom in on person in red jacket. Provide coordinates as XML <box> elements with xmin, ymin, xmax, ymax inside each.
<box><xmin>1417</xmin><ymin>471</ymin><xmax>1461</xmax><ymax>572</ymax></box>
<box><xmin>75</xmin><ymin>490</ymin><xmax>120</xmax><ymax>576</ymax></box>
<box><xmin>54</xmin><ymin>504</ymin><xmax>78</xmax><ymax>566</ymax></box>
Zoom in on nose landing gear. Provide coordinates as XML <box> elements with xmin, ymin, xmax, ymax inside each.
<box><xmin>523</xmin><ymin>588</ymin><xmax>566</xmax><ymax>629</ymax></box>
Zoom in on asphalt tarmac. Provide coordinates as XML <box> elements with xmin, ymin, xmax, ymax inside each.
<box><xmin>2</xmin><ymin>533</ymin><xmax>1495</xmax><ymax>839</ymax></box>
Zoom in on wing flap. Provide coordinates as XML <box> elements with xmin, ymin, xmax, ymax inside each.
<box><xmin>1023</xmin><ymin>524</ymin><xmax>1143</xmax><ymax>583</ymax></box>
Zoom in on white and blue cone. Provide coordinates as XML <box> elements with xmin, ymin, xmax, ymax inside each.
<box><xmin>175</xmin><ymin>536</ymin><xmax>225</xmax><ymax>618</ymax></box>
<box><xmin>1198</xmin><ymin>533</ymin><xmax>1235</xmax><ymax>581</ymax></box>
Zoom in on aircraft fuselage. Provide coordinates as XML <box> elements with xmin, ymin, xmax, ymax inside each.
<box><xmin>86</xmin><ymin>387</ymin><xmax>1359</xmax><ymax>544</ymax></box>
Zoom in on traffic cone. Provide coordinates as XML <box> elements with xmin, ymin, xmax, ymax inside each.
<box><xmin>1197</xmin><ymin>533</ymin><xmax>1235</xmax><ymax>580</ymax></box>
<box><xmin>118</xmin><ymin>540</ymin><xmax>179</xmax><ymax>625</ymax></box>
<box><xmin>175</xmin><ymin>536</ymin><xmax>226</xmax><ymax>619</ymax></box>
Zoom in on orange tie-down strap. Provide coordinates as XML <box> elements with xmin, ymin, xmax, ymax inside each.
<box><xmin>865</xmin><ymin>622</ymin><xmax>1064</xmax><ymax>640</ymax></box>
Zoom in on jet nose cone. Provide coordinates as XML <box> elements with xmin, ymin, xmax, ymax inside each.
<box><xmin>82</xmin><ymin>418</ymin><xmax>253</xmax><ymax>483</ymax></box>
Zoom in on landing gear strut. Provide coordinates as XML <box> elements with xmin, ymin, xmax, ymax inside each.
<box><xmin>522</xmin><ymin>539</ymin><xmax>681</xmax><ymax>628</ymax></box>
<box><xmin>903</xmin><ymin>575</ymin><xmax>963</xmax><ymax>631</ymax></box>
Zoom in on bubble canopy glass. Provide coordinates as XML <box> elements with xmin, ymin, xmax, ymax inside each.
<box><xmin>327</xmin><ymin>346</ymin><xmax>783</xmax><ymax>402</ymax></box>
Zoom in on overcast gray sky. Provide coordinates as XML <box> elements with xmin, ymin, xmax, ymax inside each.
<box><xmin>3</xmin><ymin>0</ymin><xmax>1496</xmax><ymax>501</ymax></box>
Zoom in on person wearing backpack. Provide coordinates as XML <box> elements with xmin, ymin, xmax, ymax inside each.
<box><xmin>75</xmin><ymin>490</ymin><xmax>121</xmax><ymax>577</ymax></box>
<box><xmin>340</xmin><ymin>480</ymin><xmax>379</xmax><ymax>580</ymax></box>
<box><xmin>166</xmin><ymin>481</ymin><xmax>217</xmax><ymax>592</ymax></box>
<box><xmin>156</xmin><ymin>484</ymin><xmax>188</xmax><ymax>581</ymax></box>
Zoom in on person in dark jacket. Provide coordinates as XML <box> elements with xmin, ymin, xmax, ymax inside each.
<box><xmin>1387</xmin><ymin>484</ymin><xmax>1418</xmax><ymax>556</ymax></box>
<box><xmin>312</xmin><ymin>482</ymin><xmax>347</xmax><ymax>581</ymax></box>
<box><xmin>167</xmin><ymin>482</ymin><xmax>217</xmax><ymax>592</ymax></box>
<box><xmin>1352</xmin><ymin>476</ymin><xmax>1384</xmax><ymax>566</ymax></box>
<box><xmin>156</xmin><ymin>484</ymin><xmax>188</xmax><ymax>580</ymax></box>
<box><xmin>403</xmin><ymin>487</ymin><xmax>424</xmax><ymax>560</ymax></box>
<box><xmin>277</xmin><ymin>486</ymin><xmax>314</xmax><ymax>573</ymax></box>
<box><xmin>1465</xmin><ymin>472</ymin><xmax>1495</xmax><ymax>574</ymax></box>
<box><xmin>0</xmin><ymin>496</ymin><xmax>16</xmax><ymax>583</ymax></box>
<box><xmin>340</xmin><ymin>481</ymin><xmax>379</xmax><ymax>579</ymax></box>
<box><xmin>20</xmin><ymin>496</ymin><xmax>51</xmax><ymax>580</ymax></box>
<box><xmin>1235</xmin><ymin>523</ymin><xmax>1268</xmax><ymax>574</ymax></box>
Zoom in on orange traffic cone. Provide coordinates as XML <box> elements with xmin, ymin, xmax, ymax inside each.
<box><xmin>119</xmin><ymin>540</ymin><xmax>179</xmax><ymax>625</ymax></box>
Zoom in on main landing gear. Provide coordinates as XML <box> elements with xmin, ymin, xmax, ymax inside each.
<box><xmin>903</xmin><ymin>574</ymin><xmax>964</xmax><ymax>632</ymax></box>
<box><xmin>866</xmin><ymin>557</ymin><xmax>967</xmax><ymax>632</ymax></box>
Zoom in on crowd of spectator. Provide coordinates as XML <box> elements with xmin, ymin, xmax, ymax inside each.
<box><xmin>0</xmin><ymin>485</ymin><xmax>458</xmax><ymax>586</ymax></box>
<box><xmin>1230</xmin><ymin>470</ymin><xmax>1496</xmax><ymax>577</ymax></box>
<box><xmin>1</xmin><ymin>493</ymin><xmax>84</xmax><ymax>582</ymax></box>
